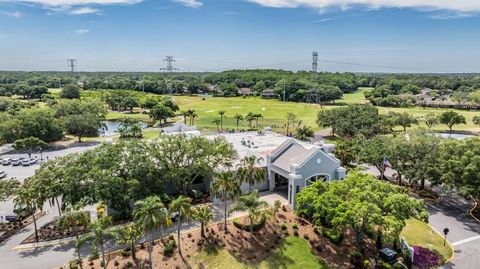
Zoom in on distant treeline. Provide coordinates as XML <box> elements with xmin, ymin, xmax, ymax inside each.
<box><xmin>1</xmin><ymin>70</ymin><xmax>479</xmax><ymax>104</ymax></box>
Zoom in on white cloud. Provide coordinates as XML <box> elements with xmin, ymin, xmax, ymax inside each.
<box><xmin>171</xmin><ymin>0</ymin><xmax>203</xmax><ymax>8</ymax></box>
<box><xmin>246</xmin><ymin>0</ymin><xmax>480</xmax><ymax>13</ymax></box>
<box><xmin>70</xmin><ymin>6</ymin><xmax>100</xmax><ymax>14</ymax></box>
<box><xmin>0</xmin><ymin>0</ymin><xmax>143</xmax><ymax>7</ymax></box>
<box><xmin>75</xmin><ymin>28</ymin><xmax>90</xmax><ymax>34</ymax></box>
<box><xmin>1</xmin><ymin>10</ymin><xmax>23</xmax><ymax>17</ymax></box>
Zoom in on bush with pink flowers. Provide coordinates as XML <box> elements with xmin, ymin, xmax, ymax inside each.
<box><xmin>412</xmin><ymin>246</ymin><xmax>440</xmax><ymax>269</ymax></box>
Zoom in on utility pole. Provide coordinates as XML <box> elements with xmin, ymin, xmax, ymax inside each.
<box><xmin>67</xmin><ymin>59</ymin><xmax>77</xmax><ymax>73</ymax></box>
<box><xmin>160</xmin><ymin>56</ymin><xmax>180</xmax><ymax>72</ymax></box>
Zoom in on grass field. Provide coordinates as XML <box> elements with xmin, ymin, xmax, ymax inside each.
<box><xmin>173</xmin><ymin>90</ymin><xmax>480</xmax><ymax>132</ymax></box>
<box><xmin>193</xmin><ymin>237</ymin><xmax>331</xmax><ymax>269</ymax></box>
<box><xmin>401</xmin><ymin>218</ymin><xmax>454</xmax><ymax>263</ymax></box>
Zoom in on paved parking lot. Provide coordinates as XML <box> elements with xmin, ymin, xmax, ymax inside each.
<box><xmin>0</xmin><ymin>143</ymin><xmax>99</xmax><ymax>220</ymax></box>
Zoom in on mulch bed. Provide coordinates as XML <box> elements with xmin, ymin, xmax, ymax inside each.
<box><xmin>0</xmin><ymin>211</ymin><xmax>46</xmax><ymax>244</ymax></box>
<box><xmin>22</xmin><ymin>218</ymin><xmax>89</xmax><ymax>244</ymax></box>
<box><xmin>69</xmin><ymin>207</ymin><xmax>376</xmax><ymax>269</ymax></box>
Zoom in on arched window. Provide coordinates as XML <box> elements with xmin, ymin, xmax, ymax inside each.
<box><xmin>305</xmin><ymin>174</ymin><xmax>329</xmax><ymax>187</ymax></box>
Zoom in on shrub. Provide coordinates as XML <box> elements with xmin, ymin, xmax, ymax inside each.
<box><xmin>121</xmin><ymin>249</ymin><xmax>130</xmax><ymax>257</ymax></box>
<box><xmin>303</xmin><ymin>234</ymin><xmax>309</xmax><ymax>240</ymax></box>
<box><xmin>378</xmin><ymin>260</ymin><xmax>392</xmax><ymax>269</ymax></box>
<box><xmin>164</xmin><ymin>243</ymin><xmax>175</xmax><ymax>257</ymax></box>
<box><xmin>280</xmin><ymin>223</ymin><xmax>287</xmax><ymax>231</ymax></box>
<box><xmin>272</xmin><ymin>230</ymin><xmax>277</xmax><ymax>235</ymax></box>
<box><xmin>126</xmin><ymin>261</ymin><xmax>133</xmax><ymax>268</ymax></box>
<box><xmin>349</xmin><ymin>252</ymin><xmax>363</xmax><ymax>268</ymax></box>
<box><xmin>283</xmin><ymin>230</ymin><xmax>289</xmax><ymax>236</ymax></box>
<box><xmin>69</xmin><ymin>260</ymin><xmax>78</xmax><ymax>269</ymax></box>
<box><xmin>412</xmin><ymin>246</ymin><xmax>439</xmax><ymax>269</ymax></box>
<box><xmin>168</xmin><ymin>234</ymin><xmax>174</xmax><ymax>240</ymax></box>
<box><xmin>293</xmin><ymin>230</ymin><xmax>299</xmax><ymax>237</ymax></box>
<box><xmin>322</xmin><ymin>229</ymin><xmax>343</xmax><ymax>245</ymax></box>
<box><xmin>292</xmin><ymin>223</ymin><xmax>298</xmax><ymax>230</ymax></box>
<box><xmin>233</xmin><ymin>218</ymin><xmax>266</xmax><ymax>232</ymax></box>
<box><xmin>315</xmin><ymin>245</ymin><xmax>322</xmax><ymax>252</ymax></box>
<box><xmin>313</xmin><ymin>226</ymin><xmax>321</xmax><ymax>234</ymax></box>
<box><xmin>114</xmin><ymin>260</ymin><xmax>119</xmax><ymax>266</ymax></box>
<box><xmin>393</xmin><ymin>263</ymin><xmax>404</xmax><ymax>269</ymax></box>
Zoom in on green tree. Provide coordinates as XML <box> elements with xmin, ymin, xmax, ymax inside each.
<box><xmin>59</xmin><ymin>203</ymin><xmax>90</xmax><ymax>264</ymax></box>
<box><xmin>295</xmin><ymin>126</ymin><xmax>315</xmax><ymax>141</ymax></box>
<box><xmin>192</xmin><ymin>205</ymin><xmax>215</xmax><ymax>238</ymax></box>
<box><xmin>118</xmin><ymin>118</ymin><xmax>143</xmax><ymax>139</ymax></box>
<box><xmin>354</xmin><ymin>135</ymin><xmax>391</xmax><ymax>179</ymax></box>
<box><xmin>473</xmin><ymin>116</ymin><xmax>480</xmax><ymax>126</ymax></box>
<box><xmin>14</xmin><ymin>186</ymin><xmax>42</xmax><ymax>243</ymax></box>
<box><xmin>16</xmin><ymin>107</ymin><xmax>63</xmax><ymax>142</ymax></box>
<box><xmin>253</xmin><ymin>113</ymin><xmax>263</xmax><ymax>128</ymax></box>
<box><xmin>64</xmin><ymin>113</ymin><xmax>102</xmax><ymax>142</ymax></box>
<box><xmin>388</xmin><ymin>112</ymin><xmax>419</xmax><ymax>131</ymax></box>
<box><xmin>423</xmin><ymin>113</ymin><xmax>439</xmax><ymax>129</ymax></box>
<box><xmin>114</xmin><ymin>223</ymin><xmax>143</xmax><ymax>260</ymax></box>
<box><xmin>218</xmin><ymin>110</ymin><xmax>226</xmax><ymax>129</ymax></box>
<box><xmin>285</xmin><ymin>112</ymin><xmax>297</xmax><ymax>136</ymax></box>
<box><xmin>335</xmin><ymin>138</ymin><xmax>357</xmax><ymax>167</ymax></box>
<box><xmin>233</xmin><ymin>114</ymin><xmax>244</xmax><ymax>130</ymax></box>
<box><xmin>229</xmin><ymin>190</ymin><xmax>269</xmax><ymax>237</ymax></box>
<box><xmin>245</xmin><ymin>112</ymin><xmax>255</xmax><ymax>129</ymax></box>
<box><xmin>12</xmin><ymin>137</ymin><xmax>47</xmax><ymax>158</ymax></box>
<box><xmin>122</xmin><ymin>97</ymin><xmax>139</xmax><ymax>113</ymax></box>
<box><xmin>0</xmin><ymin>179</ymin><xmax>20</xmax><ymax>201</ymax></box>
<box><xmin>211</xmin><ymin>172</ymin><xmax>241</xmax><ymax>234</ymax></box>
<box><xmin>150</xmin><ymin>104</ymin><xmax>174</xmax><ymax>125</ymax></box>
<box><xmin>438</xmin><ymin>111</ymin><xmax>466</xmax><ymax>133</ymax></box>
<box><xmin>317</xmin><ymin>109</ymin><xmax>338</xmax><ymax>136</ymax></box>
<box><xmin>79</xmin><ymin>216</ymin><xmax>115</xmax><ymax>269</ymax></box>
<box><xmin>212</xmin><ymin>119</ymin><xmax>221</xmax><ymax>131</ymax></box>
<box><xmin>169</xmin><ymin>195</ymin><xmax>192</xmax><ymax>257</ymax></box>
<box><xmin>60</xmin><ymin>84</ymin><xmax>81</xmax><ymax>99</ymax></box>
<box><xmin>236</xmin><ymin>156</ymin><xmax>266</xmax><ymax>192</ymax></box>
<box><xmin>133</xmin><ymin>196</ymin><xmax>170</xmax><ymax>269</ymax></box>
<box><xmin>296</xmin><ymin>172</ymin><xmax>427</xmax><ymax>251</ymax></box>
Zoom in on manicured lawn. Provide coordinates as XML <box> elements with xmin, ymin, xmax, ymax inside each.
<box><xmin>105</xmin><ymin>111</ymin><xmax>151</xmax><ymax>121</ymax></box>
<box><xmin>401</xmin><ymin>218</ymin><xmax>453</xmax><ymax>263</ymax></box>
<box><xmin>193</xmin><ymin>236</ymin><xmax>331</xmax><ymax>269</ymax></box>
<box><xmin>340</xmin><ymin>87</ymin><xmax>371</xmax><ymax>105</ymax></box>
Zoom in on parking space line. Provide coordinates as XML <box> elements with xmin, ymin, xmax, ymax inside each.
<box><xmin>452</xmin><ymin>235</ymin><xmax>480</xmax><ymax>246</ymax></box>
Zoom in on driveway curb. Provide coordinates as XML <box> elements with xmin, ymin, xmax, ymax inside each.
<box><xmin>429</xmin><ymin>224</ymin><xmax>455</xmax><ymax>264</ymax></box>
<box><xmin>469</xmin><ymin>201</ymin><xmax>479</xmax><ymax>223</ymax></box>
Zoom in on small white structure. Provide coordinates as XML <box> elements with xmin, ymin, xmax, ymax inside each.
<box><xmin>163</xmin><ymin>123</ymin><xmax>200</xmax><ymax>136</ymax></box>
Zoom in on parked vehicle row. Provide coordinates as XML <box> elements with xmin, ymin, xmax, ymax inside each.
<box><xmin>1</xmin><ymin>157</ymin><xmax>38</xmax><ymax>167</ymax></box>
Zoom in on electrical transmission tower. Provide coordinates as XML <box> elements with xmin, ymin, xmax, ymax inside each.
<box><xmin>160</xmin><ymin>56</ymin><xmax>180</xmax><ymax>72</ymax></box>
<box><xmin>312</xmin><ymin>51</ymin><xmax>318</xmax><ymax>73</ymax></box>
<box><xmin>67</xmin><ymin>59</ymin><xmax>77</xmax><ymax>73</ymax></box>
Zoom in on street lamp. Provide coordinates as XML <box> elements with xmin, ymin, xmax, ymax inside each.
<box><xmin>443</xmin><ymin>227</ymin><xmax>450</xmax><ymax>246</ymax></box>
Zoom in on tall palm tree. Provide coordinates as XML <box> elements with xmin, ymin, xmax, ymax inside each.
<box><xmin>237</xmin><ymin>156</ymin><xmax>266</xmax><ymax>193</ymax></box>
<box><xmin>246</xmin><ymin>112</ymin><xmax>255</xmax><ymax>129</ymax></box>
<box><xmin>210</xmin><ymin>172</ymin><xmax>241</xmax><ymax>234</ymax></box>
<box><xmin>133</xmin><ymin>196</ymin><xmax>170</xmax><ymax>269</ymax></box>
<box><xmin>59</xmin><ymin>203</ymin><xmax>90</xmax><ymax>266</ymax></box>
<box><xmin>79</xmin><ymin>216</ymin><xmax>115</xmax><ymax>269</ymax></box>
<box><xmin>233</xmin><ymin>114</ymin><xmax>244</xmax><ymax>130</ymax></box>
<box><xmin>180</xmin><ymin>110</ymin><xmax>190</xmax><ymax>125</ymax></box>
<box><xmin>169</xmin><ymin>196</ymin><xmax>192</xmax><ymax>257</ymax></box>
<box><xmin>115</xmin><ymin>223</ymin><xmax>143</xmax><ymax>260</ymax></box>
<box><xmin>229</xmin><ymin>190</ymin><xmax>269</xmax><ymax>237</ymax></box>
<box><xmin>285</xmin><ymin>112</ymin><xmax>297</xmax><ymax>136</ymax></box>
<box><xmin>253</xmin><ymin>113</ymin><xmax>263</xmax><ymax>128</ymax></box>
<box><xmin>190</xmin><ymin>110</ymin><xmax>198</xmax><ymax>125</ymax></box>
<box><xmin>212</xmin><ymin>119</ymin><xmax>221</xmax><ymax>131</ymax></box>
<box><xmin>218</xmin><ymin>110</ymin><xmax>226</xmax><ymax>129</ymax></box>
<box><xmin>192</xmin><ymin>205</ymin><xmax>215</xmax><ymax>238</ymax></box>
<box><xmin>14</xmin><ymin>187</ymin><xmax>42</xmax><ymax>243</ymax></box>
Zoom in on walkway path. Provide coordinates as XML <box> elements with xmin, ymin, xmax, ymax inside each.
<box><xmin>0</xmin><ymin>192</ymin><xmax>287</xmax><ymax>269</ymax></box>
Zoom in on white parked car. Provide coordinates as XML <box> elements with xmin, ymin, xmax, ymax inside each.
<box><xmin>0</xmin><ymin>171</ymin><xmax>6</xmax><ymax>179</ymax></box>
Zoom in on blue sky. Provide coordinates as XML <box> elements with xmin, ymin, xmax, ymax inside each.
<box><xmin>0</xmin><ymin>0</ymin><xmax>479</xmax><ymax>72</ymax></box>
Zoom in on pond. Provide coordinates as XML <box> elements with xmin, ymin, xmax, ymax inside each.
<box><xmin>433</xmin><ymin>132</ymin><xmax>476</xmax><ymax>140</ymax></box>
<box><xmin>99</xmin><ymin>121</ymin><xmax>149</xmax><ymax>137</ymax></box>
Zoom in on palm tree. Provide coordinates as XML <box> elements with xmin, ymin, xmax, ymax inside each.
<box><xmin>229</xmin><ymin>190</ymin><xmax>269</xmax><ymax>237</ymax></box>
<box><xmin>14</xmin><ymin>187</ymin><xmax>42</xmax><ymax>243</ymax></box>
<box><xmin>285</xmin><ymin>112</ymin><xmax>297</xmax><ymax>136</ymax></box>
<box><xmin>246</xmin><ymin>112</ymin><xmax>255</xmax><ymax>129</ymax></box>
<box><xmin>59</xmin><ymin>203</ymin><xmax>90</xmax><ymax>266</ymax></box>
<box><xmin>218</xmin><ymin>110</ymin><xmax>226</xmax><ymax>129</ymax></box>
<box><xmin>236</xmin><ymin>156</ymin><xmax>266</xmax><ymax>192</ymax></box>
<box><xmin>233</xmin><ymin>114</ymin><xmax>244</xmax><ymax>130</ymax></box>
<box><xmin>295</xmin><ymin>126</ymin><xmax>315</xmax><ymax>141</ymax></box>
<box><xmin>253</xmin><ymin>113</ymin><xmax>263</xmax><ymax>128</ymax></box>
<box><xmin>192</xmin><ymin>205</ymin><xmax>214</xmax><ymax>238</ymax></box>
<box><xmin>180</xmin><ymin>110</ymin><xmax>190</xmax><ymax>125</ymax></box>
<box><xmin>210</xmin><ymin>172</ymin><xmax>241</xmax><ymax>234</ymax></box>
<box><xmin>212</xmin><ymin>119</ymin><xmax>221</xmax><ymax>131</ymax></box>
<box><xmin>190</xmin><ymin>110</ymin><xmax>198</xmax><ymax>125</ymax></box>
<box><xmin>169</xmin><ymin>196</ymin><xmax>192</xmax><ymax>257</ymax></box>
<box><xmin>133</xmin><ymin>196</ymin><xmax>170</xmax><ymax>269</ymax></box>
<box><xmin>115</xmin><ymin>223</ymin><xmax>143</xmax><ymax>260</ymax></box>
<box><xmin>79</xmin><ymin>216</ymin><xmax>115</xmax><ymax>269</ymax></box>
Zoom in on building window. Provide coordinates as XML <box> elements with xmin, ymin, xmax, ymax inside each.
<box><xmin>305</xmin><ymin>175</ymin><xmax>329</xmax><ymax>187</ymax></box>
<box><xmin>289</xmin><ymin>185</ymin><xmax>292</xmax><ymax>204</ymax></box>
<box><xmin>296</xmin><ymin>185</ymin><xmax>300</xmax><ymax>193</ymax></box>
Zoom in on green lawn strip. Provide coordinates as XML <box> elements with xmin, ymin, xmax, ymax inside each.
<box><xmin>193</xmin><ymin>236</ymin><xmax>331</xmax><ymax>269</ymax></box>
<box><xmin>401</xmin><ymin>218</ymin><xmax>453</xmax><ymax>264</ymax></box>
